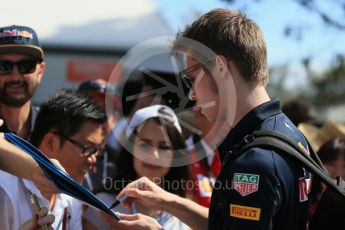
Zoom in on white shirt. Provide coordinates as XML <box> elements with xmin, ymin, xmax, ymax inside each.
<box><xmin>0</xmin><ymin>171</ymin><xmax>82</xmax><ymax>230</ymax></box>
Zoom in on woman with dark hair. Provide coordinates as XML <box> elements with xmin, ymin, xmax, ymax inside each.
<box><xmin>318</xmin><ymin>138</ymin><xmax>345</xmax><ymax>180</ymax></box>
<box><xmin>309</xmin><ymin>138</ymin><xmax>345</xmax><ymax>218</ymax></box>
<box><xmin>84</xmin><ymin>105</ymin><xmax>190</xmax><ymax>230</ymax></box>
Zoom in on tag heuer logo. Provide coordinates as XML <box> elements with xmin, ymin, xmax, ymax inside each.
<box><xmin>233</xmin><ymin>173</ymin><xmax>260</xmax><ymax>196</ymax></box>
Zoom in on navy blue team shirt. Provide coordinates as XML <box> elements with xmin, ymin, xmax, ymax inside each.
<box><xmin>208</xmin><ymin>99</ymin><xmax>311</xmax><ymax>230</ymax></box>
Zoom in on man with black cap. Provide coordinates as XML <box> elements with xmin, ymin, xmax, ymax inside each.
<box><xmin>0</xmin><ymin>25</ymin><xmax>45</xmax><ymax>139</ymax></box>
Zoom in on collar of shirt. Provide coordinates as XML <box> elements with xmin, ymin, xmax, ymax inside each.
<box><xmin>29</xmin><ymin>106</ymin><xmax>39</xmax><ymax>137</ymax></box>
<box><xmin>22</xmin><ymin>178</ymin><xmax>72</xmax><ymax>208</ymax></box>
<box><xmin>22</xmin><ymin>179</ymin><xmax>72</xmax><ymax>229</ymax></box>
<box><xmin>217</xmin><ymin>99</ymin><xmax>282</xmax><ymax>161</ymax></box>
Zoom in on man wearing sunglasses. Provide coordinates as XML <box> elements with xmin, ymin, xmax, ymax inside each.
<box><xmin>0</xmin><ymin>25</ymin><xmax>45</xmax><ymax>140</ymax></box>
<box><xmin>0</xmin><ymin>90</ymin><xmax>106</xmax><ymax>229</ymax></box>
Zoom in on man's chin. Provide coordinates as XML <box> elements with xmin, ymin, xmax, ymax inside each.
<box><xmin>70</xmin><ymin>173</ymin><xmax>86</xmax><ymax>184</ymax></box>
<box><xmin>0</xmin><ymin>97</ymin><xmax>30</xmax><ymax>107</ymax></box>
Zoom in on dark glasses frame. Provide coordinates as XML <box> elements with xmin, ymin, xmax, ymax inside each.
<box><xmin>0</xmin><ymin>59</ymin><xmax>41</xmax><ymax>76</ymax></box>
<box><xmin>178</xmin><ymin>57</ymin><xmax>217</xmax><ymax>89</ymax></box>
<box><xmin>54</xmin><ymin>132</ymin><xmax>103</xmax><ymax>158</ymax></box>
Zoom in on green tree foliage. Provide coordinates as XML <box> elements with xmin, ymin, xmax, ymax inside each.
<box><xmin>305</xmin><ymin>55</ymin><xmax>345</xmax><ymax>106</ymax></box>
<box><xmin>223</xmin><ymin>0</ymin><xmax>345</xmax><ymax>108</ymax></box>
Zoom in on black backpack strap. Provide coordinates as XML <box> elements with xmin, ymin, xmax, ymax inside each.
<box><xmin>249</xmin><ymin>130</ymin><xmax>326</xmax><ymax>171</ymax></box>
<box><xmin>227</xmin><ymin>130</ymin><xmax>345</xmax><ymax>205</ymax></box>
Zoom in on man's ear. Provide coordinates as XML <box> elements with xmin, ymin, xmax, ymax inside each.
<box><xmin>36</xmin><ymin>62</ymin><xmax>46</xmax><ymax>82</ymax></box>
<box><xmin>40</xmin><ymin>132</ymin><xmax>60</xmax><ymax>156</ymax></box>
<box><xmin>215</xmin><ymin>55</ymin><xmax>231</xmax><ymax>79</ymax></box>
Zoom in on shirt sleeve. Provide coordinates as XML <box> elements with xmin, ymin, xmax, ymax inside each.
<box><xmin>83</xmin><ymin>192</ymin><xmax>116</xmax><ymax>230</ymax></box>
<box><xmin>84</xmin><ymin>205</ymin><xmax>112</xmax><ymax>230</ymax></box>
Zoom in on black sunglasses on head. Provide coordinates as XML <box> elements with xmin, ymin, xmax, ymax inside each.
<box><xmin>0</xmin><ymin>59</ymin><xmax>41</xmax><ymax>76</ymax></box>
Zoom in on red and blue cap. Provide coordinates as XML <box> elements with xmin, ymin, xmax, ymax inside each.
<box><xmin>0</xmin><ymin>25</ymin><xmax>44</xmax><ymax>60</ymax></box>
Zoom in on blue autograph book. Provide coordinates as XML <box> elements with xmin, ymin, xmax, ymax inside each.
<box><xmin>4</xmin><ymin>132</ymin><xmax>121</xmax><ymax>221</ymax></box>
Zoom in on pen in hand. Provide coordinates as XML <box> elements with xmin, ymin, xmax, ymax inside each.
<box><xmin>108</xmin><ymin>181</ymin><xmax>144</xmax><ymax>209</ymax></box>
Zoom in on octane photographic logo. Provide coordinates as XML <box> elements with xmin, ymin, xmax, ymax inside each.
<box><xmin>105</xmin><ymin>36</ymin><xmax>236</xmax><ymax>167</ymax></box>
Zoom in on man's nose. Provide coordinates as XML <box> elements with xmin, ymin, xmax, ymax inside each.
<box><xmin>8</xmin><ymin>65</ymin><xmax>22</xmax><ymax>81</ymax></box>
<box><xmin>188</xmin><ymin>87</ymin><xmax>197</xmax><ymax>101</ymax></box>
<box><xmin>86</xmin><ymin>154</ymin><xmax>97</xmax><ymax>165</ymax></box>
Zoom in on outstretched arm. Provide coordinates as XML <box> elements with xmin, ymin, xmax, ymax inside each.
<box><xmin>0</xmin><ymin>130</ymin><xmax>37</xmax><ymax>178</ymax></box>
<box><xmin>0</xmin><ymin>120</ymin><xmax>62</xmax><ymax>198</ymax></box>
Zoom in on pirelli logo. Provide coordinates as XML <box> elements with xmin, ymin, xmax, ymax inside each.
<box><xmin>230</xmin><ymin>204</ymin><xmax>261</xmax><ymax>221</ymax></box>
